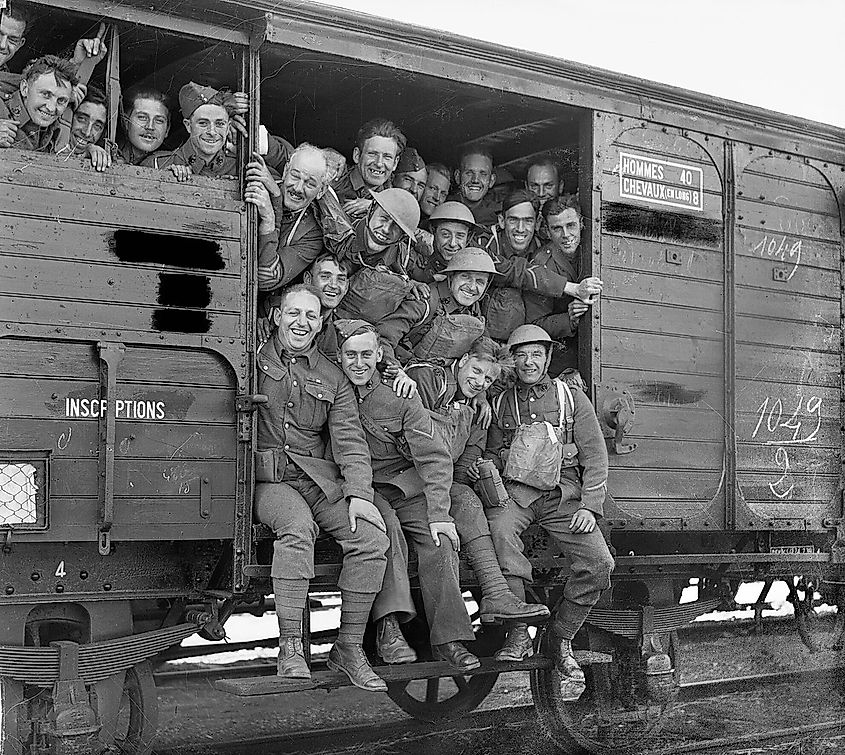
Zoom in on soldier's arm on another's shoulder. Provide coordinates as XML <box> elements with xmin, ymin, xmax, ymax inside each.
<box><xmin>571</xmin><ymin>388</ymin><xmax>609</xmax><ymax>517</ymax></box>
<box><xmin>328</xmin><ymin>373</ymin><xmax>375</xmax><ymax>502</ymax></box>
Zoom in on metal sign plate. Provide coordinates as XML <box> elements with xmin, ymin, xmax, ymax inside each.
<box><xmin>618</xmin><ymin>151</ymin><xmax>704</xmax><ymax>211</ymax></box>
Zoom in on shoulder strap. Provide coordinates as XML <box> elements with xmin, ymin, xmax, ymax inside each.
<box><xmin>555</xmin><ymin>379</ymin><xmax>575</xmax><ymax>442</ymax></box>
<box><xmin>285</xmin><ymin>208</ymin><xmax>306</xmax><ymax>246</ymax></box>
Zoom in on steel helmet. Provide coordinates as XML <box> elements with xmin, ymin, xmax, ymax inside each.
<box><xmin>428</xmin><ymin>201</ymin><xmax>481</xmax><ymax>232</ymax></box>
<box><xmin>506</xmin><ymin>324</ymin><xmax>553</xmax><ymax>349</ymax></box>
<box><xmin>369</xmin><ymin>188</ymin><xmax>420</xmax><ymax>238</ymax></box>
<box><xmin>442</xmin><ymin>247</ymin><xmax>501</xmax><ymax>276</ymax></box>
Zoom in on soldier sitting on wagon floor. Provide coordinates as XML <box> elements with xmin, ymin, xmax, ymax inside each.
<box><xmin>336</xmin><ymin>320</ymin><xmax>506</xmax><ymax>672</ymax></box>
<box><xmin>482</xmin><ymin>324</ymin><xmax>615</xmax><ymax>701</ymax></box>
<box><xmin>0</xmin><ymin>54</ymin><xmax>77</xmax><ymax>152</ymax></box>
<box><xmin>254</xmin><ymin>284</ymin><xmax>389</xmax><ymax>692</ymax></box>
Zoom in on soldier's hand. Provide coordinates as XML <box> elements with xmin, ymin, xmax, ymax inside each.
<box><xmin>245</xmin><ymin>179</ymin><xmax>276</xmax><ymax>224</ymax></box>
<box><xmin>567</xmin><ymin>299</ymin><xmax>589</xmax><ymax>322</ymax></box>
<box><xmin>471</xmin><ymin>394</ymin><xmax>492</xmax><ymax>430</ymax></box>
<box><xmin>246</xmin><ymin>152</ymin><xmax>281</xmax><ymax>197</ymax></box>
<box><xmin>72</xmin><ymin>36</ymin><xmax>107</xmax><ymax>66</ymax></box>
<box><xmin>575</xmin><ymin>276</ymin><xmax>602</xmax><ymax>303</ymax></box>
<box><xmin>71</xmin><ymin>83</ymin><xmax>87</xmax><ymax>108</ymax></box>
<box><xmin>86</xmin><ymin>144</ymin><xmax>112</xmax><ymax>172</ymax></box>
<box><xmin>391</xmin><ymin>368</ymin><xmax>417</xmax><ymax>399</ymax></box>
<box><xmin>465</xmin><ymin>457</ymin><xmax>483</xmax><ymax>483</ymax></box>
<box><xmin>348</xmin><ymin>496</ymin><xmax>386</xmax><ymax>534</ymax></box>
<box><xmin>429</xmin><ymin>521</ymin><xmax>460</xmax><ymax>551</ymax></box>
<box><xmin>409</xmin><ymin>279</ymin><xmax>430</xmax><ymax>301</ymax></box>
<box><xmin>342</xmin><ymin>197</ymin><xmax>371</xmax><ymax>218</ymax></box>
<box><xmin>169</xmin><ymin>164</ymin><xmax>193</xmax><ymax>182</ymax></box>
<box><xmin>0</xmin><ymin>119</ymin><xmax>19</xmax><ymax>148</ymax></box>
<box><xmin>570</xmin><ymin>508</ymin><xmax>597</xmax><ymax>534</ymax></box>
<box><xmin>224</xmin><ymin>115</ymin><xmax>248</xmax><ymax>156</ymax></box>
<box><xmin>256</xmin><ymin>317</ymin><xmax>272</xmax><ymax>346</ymax></box>
<box><xmin>224</xmin><ymin>91</ymin><xmax>250</xmax><ymax>115</ymax></box>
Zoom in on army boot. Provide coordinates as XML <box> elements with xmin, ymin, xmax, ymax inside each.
<box><xmin>327</xmin><ymin>640</ymin><xmax>388</xmax><ymax>692</ymax></box>
<box><xmin>494</xmin><ymin>623</ymin><xmax>534</xmax><ymax>662</ymax></box>
<box><xmin>555</xmin><ymin>637</ymin><xmax>586</xmax><ymax>702</ymax></box>
<box><xmin>277</xmin><ymin>636</ymin><xmax>311</xmax><ymax>679</ymax></box>
<box><xmin>376</xmin><ymin>613</ymin><xmax>417</xmax><ymax>664</ymax></box>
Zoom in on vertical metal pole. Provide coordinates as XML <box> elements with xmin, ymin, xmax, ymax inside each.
<box><xmin>233</xmin><ymin>36</ymin><xmax>261</xmax><ymax>594</ymax></box>
<box><xmin>581</xmin><ymin>110</ymin><xmax>600</xmax><ymax>391</ymax></box>
<box><xmin>723</xmin><ymin>142</ymin><xmax>737</xmax><ymax>531</ymax></box>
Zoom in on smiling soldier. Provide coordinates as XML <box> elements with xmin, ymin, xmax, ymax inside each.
<box><xmin>254</xmin><ymin>284</ymin><xmax>389</xmax><ymax>692</ymax></box>
<box><xmin>483</xmin><ymin>324</ymin><xmax>615</xmax><ymax>701</ymax></box>
<box><xmin>0</xmin><ymin>55</ymin><xmax>78</xmax><ymax>151</ymax></box>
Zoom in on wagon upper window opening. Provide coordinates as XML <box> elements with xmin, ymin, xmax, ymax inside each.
<box><xmin>0</xmin><ymin>1</ymin><xmax>248</xmax><ymax>180</ymax></box>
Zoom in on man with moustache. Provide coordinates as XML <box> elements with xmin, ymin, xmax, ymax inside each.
<box><xmin>254</xmin><ymin>285</ymin><xmax>389</xmax><ymax>691</ymax></box>
<box><xmin>334</xmin><ymin>320</ymin><xmax>481</xmax><ymax>672</ymax></box>
<box><xmin>483</xmin><ymin>324</ymin><xmax>615</xmax><ymax>700</ymax></box>
<box><xmin>332</xmin><ymin>117</ymin><xmax>406</xmax><ymax>219</ymax></box>
<box><xmin>114</xmin><ymin>87</ymin><xmax>171</xmax><ymax>165</ymax></box>
<box><xmin>0</xmin><ymin>55</ymin><xmax>78</xmax><ymax>151</ymax></box>
<box><xmin>525</xmin><ymin>196</ymin><xmax>599</xmax><ymax>374</ymax></box>
<box><xmin>418</xmin><ymin>162</ymin><xmax>451</xmax><ymax>231</ymax></box>
<box><xmin>449</xmin><ymin>147</ymin><xmax>500</xmax><ymax>230</ymax></box>
<box><xmin>249</xmin><ymin>143</ymin><xmax>330</xmax><ymax>292</ymax></box>
<box><xmin>485</xmin><ymin>190</ymin><xmax>603</xmax><ymax>342</ymax></box>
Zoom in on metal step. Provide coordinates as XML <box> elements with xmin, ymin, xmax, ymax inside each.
<box><xmin>214</xmin><ymin>655</ymin><xmax>553</xmax><ymax>697</ymax></box>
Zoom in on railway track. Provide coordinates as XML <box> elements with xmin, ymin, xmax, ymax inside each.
<box><xmin>154</xmin><ymin>666</ymin><xmax>845</xmax><ymax>754</ymax></box>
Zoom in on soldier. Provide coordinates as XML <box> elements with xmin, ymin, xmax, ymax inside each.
<box><xmin>55</xmin><ymin>85</ymin><xmax>110</xmax><ymax>170</ymax></box>
<box><xmin>334</xmin><ymin>188</ymin><xmax>428</xmax><ymax>358</ymax></box>
<box><xmin>418</xmin><ymin>162</ymin><xmax>451</xmax><ymax>231</ymax></box>
<box><xmin>335</xmin><ymin>320</ymin><xmax>480</xmax><ymax>672</ymax></box>
<box><xmin>409</xmin><ymin>200</ymin><xmax>482</xmax><ymax>283</ymax></box>
<box><xmin>392</xmin><ymin>146</ymin><xmax>427</xmax><ymax>201</ymax></box>
<box><xmin>525</xmin><ymin>158</ymin><xmax>560</xmax><ymax>205</ymax></box>
<box><xmin>249</xmin><ymin>143</ymin><xmax>329</xmax><ymax>292</ymax></box>
<box><xmin>116</xmin><ymin>87</ymin><xmax>171</xmax><ymax>165</ymax></box>
<box><xmin>525</xmin><ymin>196</ymin><xmax>598</xmax><ymax>374</ymax></box>
<box><xmin>482</xmin><ymin>324</ymin><xmax>615</xmax><ymax>701</ymax></box>
<box><xmin>254</xmin><ymin>284</ymin><xmax>389</xmax><ymax>691</ymax></box>
<box><xmin>332</xmin><ymin>117</ymin><xmax>406</xmax><ymax>218</ymax></box>
<box><xmin>449</xmin><ymin>146</ymin><xmax>500</xmax><ymax>230</ymax></box>
<box><xmin>389</xmin><ymin>247</ymin><xmax>498</xmax><ymax>364</ymax></box>
<box><xmin>485</xmin><ymin>189</ymin><xmax>603</xmax><ymax>343</ymax></box>
<box><xmin>0</xmin><ymin>55</ymin><xmax>78</xmax><ymax>151</ymax></box>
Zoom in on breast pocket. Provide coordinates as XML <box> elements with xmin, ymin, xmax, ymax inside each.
<box><xmin>364</xmin><ymin>414</ymin><xmax>406</xmax><ymax>460</ymax></box>
<box><xmin>302</xmin><ymin>378</ymin><xmax>336</xmax><ymax>427</ymax></box>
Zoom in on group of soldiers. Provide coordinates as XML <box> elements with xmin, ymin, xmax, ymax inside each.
<box><xmin>1</xmin><ymin>2</ymin><xmax>616</xmax><ymax>702</ymax></box>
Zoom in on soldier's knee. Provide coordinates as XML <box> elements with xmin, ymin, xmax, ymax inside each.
<box><xmin>279</xmin><ymin>513</ymin><xmax>318</xmax><ymax>545</ymax></box>
<box><xmin>350</xmin><ymin>519</ymin><xmax>390</xmax><ymax>557</ymax></box>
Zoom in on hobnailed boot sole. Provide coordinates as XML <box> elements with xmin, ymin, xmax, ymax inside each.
<box><xmin>327</xmin><ymin>656</ymin><xmax>388</xmax><ymax>693</ymax></box>
<box><xmin>480</xmin><ymin>604</ymin><xmax>551</xmax><ymax>626</ymax></box>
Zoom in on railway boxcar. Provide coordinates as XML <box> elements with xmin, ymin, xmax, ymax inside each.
<box><xmin>0</xmin><ymin>1</ymin><xmax>843</xmax><ymax>754</ymax></box>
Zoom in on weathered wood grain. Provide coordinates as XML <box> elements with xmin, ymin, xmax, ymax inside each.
<box><xmin>735</xmin><ymin>344</ymin><xmax>839</xmax><ymax>387</ymax></box>
<box><xmin>601</xmin><ymin>299</ymin><xmax>723</xmax><ymax>339</ymax></box>
<box><xmin>600</xmin><ymin>267</ymin><xmax>723</xmax><ymax>310</ymax></box>
<box><xmin>735</xmin><ymin>200</ymin><xmax>841</xmax><ymax>242</ymax></box>
<box><xmin>737</xmin><ymin>172</ymin><xmax>840</xmax><ymax>217</ymax></box>
<box><xmin>603</xmin><ymin>235</ymin><xmax>724</xmax><ymax>280</ymax></box>
<box><xmin>735</xmin><ymin>314</ymin><xmax>839</xmax><ymax>352</ymax></box>
<box><xmin>601</xmin><ymin>330</ymin><xmax>723</xmax><ymax>376</ymax></box>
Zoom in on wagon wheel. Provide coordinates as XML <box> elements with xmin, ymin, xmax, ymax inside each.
<box><xmin>790</xmin><ymin>579</ymin><xmax>845</xmax><ymax>654</ymax></box>
<box><xmin>530</xmin><ymin>625</ymin><xmax>679</xmax><ymax>755</ymax></box>
<box><xmin>385</xmin><ymin>594</ymin><xmax>504</xmax><ymax>723</ymax></box>
<box><xmin>112</xmin><ymin>661</ymin><xmax>159</xmax><ymax>754</ymax></box>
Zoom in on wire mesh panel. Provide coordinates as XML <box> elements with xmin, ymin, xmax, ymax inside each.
<box><xmin>0</xmin><ymin>456</ymin><xmax>48</xmax><ymax>529</ymax></box>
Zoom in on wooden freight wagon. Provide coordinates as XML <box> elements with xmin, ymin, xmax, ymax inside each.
<box><xmin>0</xmin><ymin>1</ymin><xmax>842</xmax><ymax>753</ymax></box>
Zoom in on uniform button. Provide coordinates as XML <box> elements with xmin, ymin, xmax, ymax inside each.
<box><xmin>293</xmin><ymin>381</ymin><xmax>298</xmax><ymax>386</ymax></box>
<box><xmin>315</xmin><ymin>378</ymin><xmax>321</xmax><ymax>383</ymax></box>
<box><xmin>284</xmin><ymin>444</ymin><xmax>290</xmax><ymax>450</ymax></box>
<box><xmin>287</xmin><ymin>402</ymin><xmax>294</xmax><ymax>408</ymax></box>
<box><xmin>260</xmin><ymin>363</ymin><xmax>267</xmax><ymax>369</ymax></box>
<box><xmin>358</xmin><ymin>398</ymin><xmax>363</xmax><ymax>403</ymax></box>
<box><xmin>531</xmin><ymin>413</ymin><xmax>537</xmax><ymax>419</ymax></box>
<box><xmin>317</xmin><ymin>393</ymin><xmax>323</xmax><ymax>398</ymax></box>
<box><xmin>291</xmin><ymin>358</ymin><xmax>296</xmax><ymax>364</ymax></box>
<box><xmin>284</xmin><ymin>423</ymin><xmax>289</xmax><ymax>429</ymax></box>
<box><xmin>529</xmin><ymin>397</ymin><xmax>535</xmax><ymax>402</ymax></box>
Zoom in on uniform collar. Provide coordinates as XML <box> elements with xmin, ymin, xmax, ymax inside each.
<box><xmin>257</xmin><ymin>336</ymin><xmax>320</xmax><ymax>380</ymax></box>
<box><xmin>118</xmin><ymin>139</ymin><xmax>151</xmax><ymax>166</ymax></box>
<box><xmin>177</xmin><ymin>137</ymin><xmax>226</xmax><ymax>174</ymax></box>
<box><xmin>350</xmin><ymin>166</ymin><xmax>368</xmax><ymax>194</ymax></box>
<box><xmin>516</xmin><ymin>375</ymin><xmax>552</xmax><ymax>399</ymax></box>
<box><xmin>450</xmin><ymin>360</ymin><xmax>470</xmax><ymax>403</ymax></box>
<box><xmin>7</xmin><ymin>90</ymin><xmax>33</xmax><ymax>128</ymax></box>
<box><xmin>537</xmin><ymin>241</ymin><xmax>579</xmax><ymax>277</ymax></box>
<box><xmin>354</xmin><ymin>372</ymin><xmax>382</xmax><ymax>400</ymax></box>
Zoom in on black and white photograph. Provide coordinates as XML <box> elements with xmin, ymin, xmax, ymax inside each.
<box><xmin>0</xmin><ymin>0</ymin><xmax>843</xmax><ymax>752</ymax></box>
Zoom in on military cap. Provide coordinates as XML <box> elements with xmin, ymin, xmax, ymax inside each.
<box><xmin>334</xmin><ymin>319</ymin><xmax>378</xmax><ymax>346</ymax></box>
<box><xmin>179</xmin><ymin>81</ymin><xmax>228</xmax><ymax>120</ymax></box>
<box><xmin>395</xmin><ymin>146</ymin><xmax>425</xmax><ymax>174</ymax></box>
<box><xmin>501</xmin><ymin>188</ymin><xmax>539</xmax><ymax>215</ymax></box>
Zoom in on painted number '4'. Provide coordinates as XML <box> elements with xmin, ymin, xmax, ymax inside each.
<box><xmin>55</xmin><ymin>561</ymin><xmax>66</xmax><ymax>578</ymax></box>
